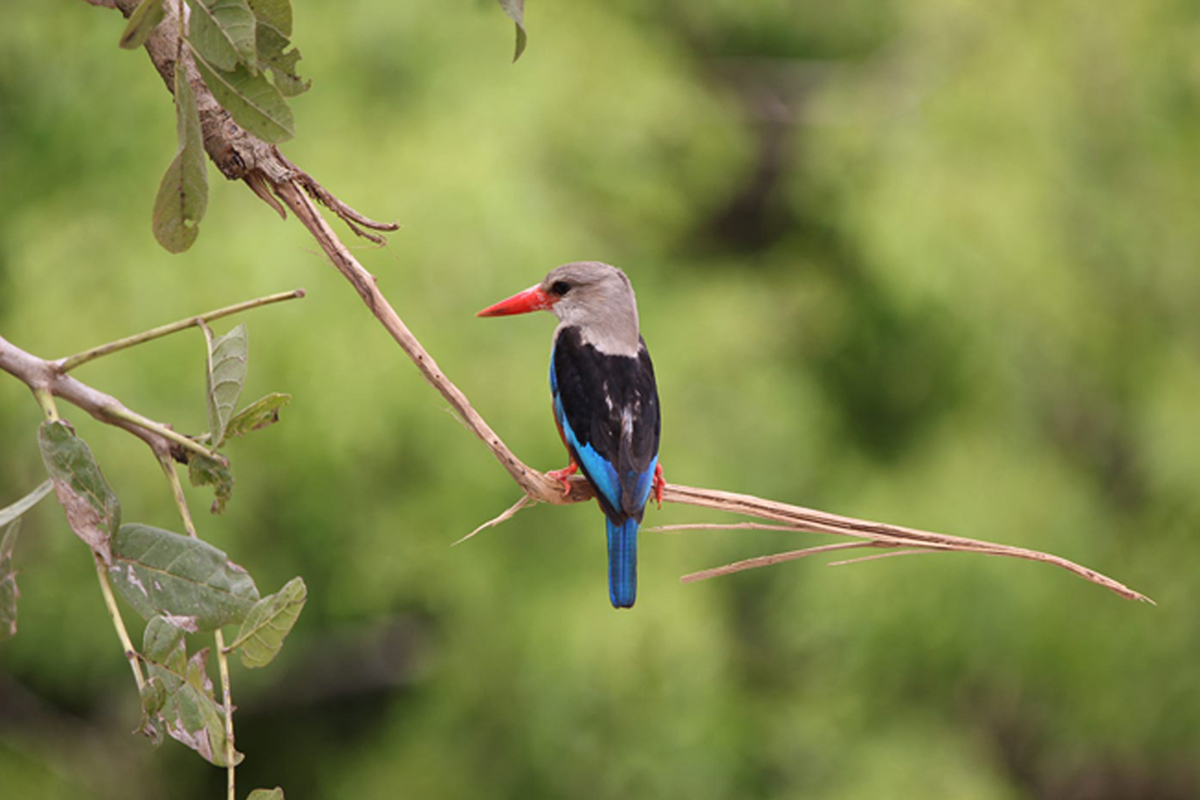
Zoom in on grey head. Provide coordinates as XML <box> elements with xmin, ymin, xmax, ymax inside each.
<box><xmin>541</xmin><ymin>262</ymin><xmax>641</xmax><ymax>356</ymax></box>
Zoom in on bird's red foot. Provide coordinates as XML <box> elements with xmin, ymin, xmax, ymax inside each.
<box><xmin>547</xmin><ymin>461</ymin><xmax>579</xmax><ymax>496</ymax></box>
<box><xmin>652</xmin><ymin>462</ymin><xmax>665</xmax><ymax>509</ymax></box>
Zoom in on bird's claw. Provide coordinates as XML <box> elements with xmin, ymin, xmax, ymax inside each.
<box><xmin>547</xmin><ymin>461</ymin><xmax>579</xmax><ymax>496</ymax></box>
<box><xmin>653</xmin><ymin>462</ymin><xmax>665</xmax><ymax>509</ymax></box>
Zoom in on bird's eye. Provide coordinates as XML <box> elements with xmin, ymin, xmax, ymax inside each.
<box><xmin>550</xmin><ymin>280</ymin><xmax>571</xmax><ymax>296</ymax></box>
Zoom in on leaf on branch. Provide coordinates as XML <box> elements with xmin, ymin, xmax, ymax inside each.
<box><xmin>143</xmin><ymin>620</ymin><xmax>188</xmax><ymax>707</ymax></box>
<box><xmin>148</xmin><ymin>646</ymin><xmax>242</xmax><ymax>768</ymax></box>
<box><xmin>192</xmin><ymin>46</ymin><xmax>295</xmax><ymax>143</ymax></box>
<box><xmin>170</xmin><ymin>678</ymin><xmax>244</xmax><ymax>766</ymax></box>
<box><xmin>226</xmin><ymin>392</ymin><xmax>290</xmax><ymax>438</ymax></box>
<box><xmin>225</xmin><ymin>576</ymin><xmax>306</xmax><ymax>668</ymax></box>
<box><xmin>38</xmin><ymin>421</ymin><xmax>121</xmax><ymax>563</ymax></box>
<box><xmin>144</xmin><ymin>615</ymin><xmax>189</xmax><ymax>663</ymax></box>
<box><xmin>248</xmin><ymin>789</ymin><xmax>285</xmax><ymax>800</ymax></box>
<box><xmin>119</xmin><ymin>0</ymin><xmax>166</xmax><ymax>50</ymax></box>
<box><xmin>201</xmin><ymin>321</ymin><xmax>249</xmax><ymax>447</ymax></box>
<box><xmin>108</xmin><ymin>523</ymin><xmax>259</xmax><ymax>630</ymax></box>
<box><xmin>185</xmin><ymin>646</ymin><xmax>215</xmax><ymax>694</ymax></box>
<box><xmin>185</xmin><ymin>456</ymin><xmax>233</xmax><ymax>517</ymax></box>
<box><xmin>495</xmin><ymin>0</ymin><xmax>527</xmax><ymax>62</ymax></box>
<box><xmin>247</xmin><ymin>0</ymin><xmax>291</xmax><ymax>35</ymax></box>
<box><xmin>244</xmin><ymin>0</ymin><xmax>308</xmax><ymax>95</ymax></box>
<box><xmin>187</xmin><ymin>452</ymin><xmax>234</xmax><ymax>514</ymax></box>
<box><xmin>153</xmin><ymin>60</ymin><xmax>208</xmax><ymax>253</ymax></box>
<box><xmin>137</xmin><ymin>676</ymin><xmax>169</xmax><ymax>743</ymax></box>
<box><xmin>185</xmin><ymin>0</ymin><xmax>258</xmax><ymax>72</ymax></box>
<box><xmin>0</xmin><ymin>480</ymin><xmax>49</xmax><ymax>639</ymax></box>
<box><xmin>256</xmin><ymin>24</ymin><xmax>309</xmax><ymax>97</ymax></box>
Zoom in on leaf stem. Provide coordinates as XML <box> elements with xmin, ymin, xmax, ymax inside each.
<box><xmin>158</xmin><ymin>454</ymin><xmax>198</xmax><ymax>537</ymax></box>
<box><xmin>105</xmin><ymin>405</ymin><xmax>216</xmax><ymax>459</ymax></box>
<box><xmin>214</xmin><ymin>629</ymin><xmax>237</xmax><ymax>800</ymax></box>
<box><xmin>58</xmin><ymin>289</ymin><xmax>305</xmax><ymax>372</ymax></box>
<box><xmin>32</xmin><ymin>387</ymin><xmax>59</xmax><ymax>421</ymax></box>
<box><xmin>94</xmin><ymin>552</ymin><xmax>146</xmax><ymax>691</ymax></box>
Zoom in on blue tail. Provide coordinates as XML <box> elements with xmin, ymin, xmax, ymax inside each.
<box><xmin>607</xmin><ymin>517</ymin><xmax>638</xmax><ymax>609</ymax></box>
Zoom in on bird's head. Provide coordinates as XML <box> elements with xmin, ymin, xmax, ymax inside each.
<box><xmin>477</xmin><ymin>262</ymin><xmax>641</xmax><ymax>353</ymax></box>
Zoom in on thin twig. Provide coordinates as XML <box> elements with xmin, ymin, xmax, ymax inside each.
<box><xmin>646</xmin><ymin>522</ymin><xmax>810</xmax><ymax>534</ymax></box>
<box><xmin>827</xmin><ymin>549</ymin><xmax>929</xmax><ymax>567</ymax></box>
<box><xmin>59</xmin><ymin>289</ymin><xmax>305</xmax><ymax>372</ymax></box>
<box><xmin>104</xmin><ymin>406</ymin><xmax>214</xmax><ymax>459</ymax></box>
<box><xmin>94</xmin><ymin>552</ymin><xmax>147</xmax><ymax>691</ymax></box>
<box><xmin>213</xmin><ymin>628</ymin><xmax>236</xmax><ymax>800</ymax></box>
<box><xmin>453</xmin><ymin>495</ymin><xmax>533</xmax><ymax>546</ymax></box>
<box><xmin>681</xmin><ymin>541</ymin><xmax>887</xmax><ymax>583</ymax></box>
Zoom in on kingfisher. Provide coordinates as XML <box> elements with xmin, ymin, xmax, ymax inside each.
<box><xmin>478</xmin><ymin>261</ymin><xmax>664</xmax><ymax>609</ymax></box>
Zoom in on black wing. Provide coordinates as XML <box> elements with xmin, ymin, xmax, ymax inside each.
<box><xmin>551</xmin><ymin>327</ymin><xmax>661</xmax><ymax>521</ymax></box>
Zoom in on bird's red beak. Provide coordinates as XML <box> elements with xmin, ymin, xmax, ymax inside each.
<box><xmin>476</xmin><ymin>285</ymin><xmax>554</xmax><ymax>317</ymax></box>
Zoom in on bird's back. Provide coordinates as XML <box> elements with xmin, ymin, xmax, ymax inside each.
<box><xmin>551</xmin><ymin>326</ymin><xmax>661</xmax><ymax>522</ymax></box>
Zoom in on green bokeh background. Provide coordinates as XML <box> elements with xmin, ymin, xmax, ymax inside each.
<box><xmin>3</xmin><ymin>2</ymin><xmax>1199</xmax><ymax>798</ymax></box>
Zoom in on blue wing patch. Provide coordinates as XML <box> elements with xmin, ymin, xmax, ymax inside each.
<box><xmin>554</xmin><ymin>392</ymin><xmax>622</xmax><ymax>509</ymax></box>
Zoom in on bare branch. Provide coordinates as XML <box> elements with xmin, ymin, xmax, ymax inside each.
<box><xmin>662</xmin><ymin>483</ymin><xmax>1152</xmax><ymax>602</ymax></box>
<box><xmin>269</xmin><ymin>179</ymin><xmax>577</xmax><ymax>505</ymax></box>
<box><xmin>1</xmin><ymin>285</ymin><xmax>301</xmax><ymax>462</ymax></box>
<box><xmin>2</xmin><ymin>334</ymin><xmax>175</xmax><ymax>459</ymax></box>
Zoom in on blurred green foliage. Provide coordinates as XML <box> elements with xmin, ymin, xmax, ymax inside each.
<box><xmin>3</xmin><ymin>1</ymin><xmax>1200</xmax><ymax>798</ymax></box>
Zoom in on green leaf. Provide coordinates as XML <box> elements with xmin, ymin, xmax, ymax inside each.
<box><xmin>144</xmin><ymin>615</ymin><xmax>189</xmax><ymax>663</ymax></box>
<box><xmin>169</xmin><ymin>681</ymin><xmax>244</xmax><ymax>766</ymax></box>
<box><xmin>184</xmin><ymin>646</ymin><xmax>214</xmax><ymax>694</ymax></box>
<box><xmin>141</xmin><ymin>641</ymin><xmax>240</xmax><ymax>764</ymax></box>
<box><xmin>247</xmin><ymin>0</ymin><xmax>291</xmax><ymax>36</ymax></box>
<box><xmin>117</xmin><ymin>0</ymin><xmax>164</xmax><ymax>49</ymax></box>
<box><xmin>137</xmin><ymin>676</ymin><xmax>168</xmax><ymax>744</ymax></box>
<box><xmin>38</xmin><ymin>421</ymin><xmax>121</xmax><ymax>561</ymax></box>
<box><xmin>141</xmin><ymin>676</ymin><xmax>169</xmax><ymax>717</ymax></box>
<box><xmin>202</xmin><ymin>321</ymin><xmax>249</xmax><ymax>447</ymax></box>
<box><xmin>226</xmin><ymin>393</ymin><xmax>290</xmax><ymax>438</ymax></box>
<box><xmin>145</xmin><ymin>621</ymin><xmax>187</xmax><ymax>673</ymax></box>
<box><xmin>192</xmin><ymin>46</ymin><xmax>295</xmax><ymax>143</ymax></box>
<box><xmin>153</xmin><ymin>59</ymin><xmax>208</xmax><ymax>253</ymax></box>
<box><xmin>187</xmin><ymin>453</ymin><xmax>234</xmax><ymax>514</ymax></box>
<box><xmin>255</xmin><ymin>24</ymin><xmax>309</xmax><ymax>97</ymax></box>
<box><xmin>0</xmin><ymin>521</ymin><xmax>20</xmax><ymax>641</ymax></box>
<box><xmin>495</xmin><ymin>0</ymin><xmax>527</xmax><ymax>62</ymax></box>
<box><xmin>119</xmin><ymin>0</ymin><xmax>166</xmax><ymax>49</ymax></box>
<box><xmin>108</xmin><ymin>523</ymin><xmax>259</xmax><ymax>630</ymax></box>
<box><xmin>248</xmin><ymin>789</ymin><xmax>285</xmax><ymax>800</ymax></box>
<box><xmin>185</xmin><ymin>0</ymin><xmax>257</xmax><ymax>72</ymax></box>
<box><xmin>225</xmin><ymin>576</ymin><xmax>306</xmax><ymax>668</ymax></box>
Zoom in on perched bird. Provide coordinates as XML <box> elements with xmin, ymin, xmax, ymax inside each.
<box><xmin>478</xmin><ymin>262</ymin><xmax>664</xmax><ymax>609</ymax></box>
